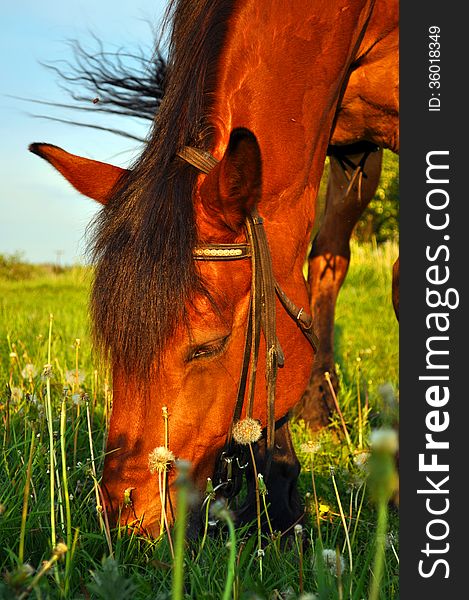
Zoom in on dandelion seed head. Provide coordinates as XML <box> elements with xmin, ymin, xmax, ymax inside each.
<box><xmin>65</xmin><ymin>369</ymin><xmax>86</xmax><ymax>386</ymax></box>
<box><xmin>369</xmin><ymin>428</ymin><xmax>399</xmax><ymax>454</ymax></box>
<box><xmin>321</xmin><ymin>548</ymin><xmax>346</xmax><ymax>576</ymax></box>
<box><xmin>232</xmin><ymin>417</ymin><xmax>262</xmax><ymax>445</ymax></box>
<box><xmin>41</xmin><ymin>364</ymin><xmax>53</xmax><ymax>379</ymax></box>
<box><xmin>300</xmin><ymin>440</ymin><xmax>321</xmax><ymax>454</ymax></box>
<box><xmin>21</xmin><ymin>363</ymin><xmax>37</xmax><ymax>379</ymax></box>
<box><xmin>353</xmin><ymin>451</ymin><xmax>370</xmax><ymax>470</ymax></box>
<box><xmin>148</xmin><ymin>446</ymin><xmax>175</xmax><ymax>474</ymax></box>
<box><xmin>10</xmin><ymin>387</ymin><xmax>23</xmax><ymax>403</ymax></box>
<box><xmin>72</xmin><ymin>393</ymin><xmax>84</xmax><ymax>406</ymax></box>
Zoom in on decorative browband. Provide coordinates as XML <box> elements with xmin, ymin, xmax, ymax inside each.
<box><xmin>193</xmin><ymin>244</ymin><xmax>251</xmax><ymax>260</ymax></box>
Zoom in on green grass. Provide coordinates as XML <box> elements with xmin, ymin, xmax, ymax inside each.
<box><xmin>0</xmin><ymin>242</ymin><xmax>398</xmax><ymax>599</ymax></box>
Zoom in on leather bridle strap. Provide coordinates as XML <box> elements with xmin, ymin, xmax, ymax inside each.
<box><xmin>180</xmin><ymin>145</ymin><xmax>318</xmax><ymax>493</ymax></box>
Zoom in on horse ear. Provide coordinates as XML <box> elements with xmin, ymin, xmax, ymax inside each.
<box><xmin>29</xmin><ymin>143</ymin><xmax>129</xmax><ymax>205</ymax></box>
<box><xmin>200</xmin><ymin>128</ymin><xmax>262</xmax><ymax>233</ymax></box>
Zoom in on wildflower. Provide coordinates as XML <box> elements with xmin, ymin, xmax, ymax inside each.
<box><xmin>369</xmin><ymin>428</ymin><xmax>399</xmax><ymax>454</ymax></box>
<box><xmin>148</xmin><ymin>446</ymin><xmax>175</xmax><ymax>474</ymax></box>
<box><xmin>21</xmin><ymin>363</ymin><xmax>37</xmax><ymax>380</ymax></box>
<box><xmin>294</xmin><ymin>524</ymin><xmax>303</xmax><ymax>536</ymax></box>
<box><xmin>123</xmin><ymin>487</ymin><xmax>135</xmax><ymax>507</ymax></box>
<box><xmin>53</xmin><ymin>542</ymin><xmax>68</xmax><ymax>558</ymax></box>
<box><xmin>10</xmin><ymin>387</ymin><xmax>23</xmax><ymax>403</ymax></box>
<box><xmin>319</xmin><ymin>502</ymin><xmax>330</xmax><ymax>516</ymax></box>
<box><xmin>65</xmin><ymin>369</ymin><xmax>86</xmax><ymax>386</ymax></box>
<box><xmin>72</xmin><ymin>393</ymin><xmax>84</xmax><ymax>406</ymax></box>
<box><xmin>257</xmin><ymin>473</ymin><xmax>267</xmax><ymax>496</ymax></box>
<box><xmin>256</xmin><ymin>548</ymin><xmax>265</xmax><ymax>558</ymax></box>
<box><xmin>205</xmin><ymin>477</ymin><xmax>216</xmax><ymax>500</ymax></box>
<box><xmin>353</xmin><ymin>451</ymin><xmax>370</xmax><ymax>470</ymax></box>
<box><xmin>300</xmin><ymin>440</ymin><xmax>321</xmax><ymax>454</ymax></box>
<box><xmin>321</xmin><ymin>548</ymin><xmax>346</xmax><ymax>576</ymax></box>
<box><xmin>41</xmin><ymin>364</ymin><xmax>53</xmax><ymax>379</ymax></box>
<box><xmin>232</xmin><ymin>417</ymin><xmax>262</xmax><ymax>445</ymax></box>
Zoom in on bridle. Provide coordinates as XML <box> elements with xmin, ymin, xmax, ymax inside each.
<box><xmin>178</xmin><ymin>146</ymin><xmax>319</xmax><ymax>498</ymax></box>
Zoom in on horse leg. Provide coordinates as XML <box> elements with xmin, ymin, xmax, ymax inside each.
<box><xmin>235</xmin><ymin>419</ymin><xmax>302</xmax><ymax>533</ymax></box>
<box><xmin>295</xmin><ymin>147</ymin><xmax>383</xmax><ymax>429</ymax></box>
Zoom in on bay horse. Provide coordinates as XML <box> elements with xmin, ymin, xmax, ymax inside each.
<box><xmin>30</xmin><ymin>0</ymin><xmax>398</xmax><ymax>535</ymax></box>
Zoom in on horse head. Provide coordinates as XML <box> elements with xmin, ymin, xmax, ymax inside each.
<box><xmin>30</xmin><ymin>128</ymin><xmax>311</xmax><ymax>535</ymax></box>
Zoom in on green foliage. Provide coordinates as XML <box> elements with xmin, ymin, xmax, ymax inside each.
<box><xmin>87</xmin><ymin>557</ymin><xmax>137</xmax><ymax>600</ymax></box>
<box><xmin>0</xmin><ymin>252</ymin><xmax>71</xmax><ymax>281</ymax></box>
<box><xmin>354</xmin><ymin>151</ymin><xmax>399</xmax><ymax>244</ymax></box>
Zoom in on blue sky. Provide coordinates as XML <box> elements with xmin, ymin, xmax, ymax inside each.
<box><xmin>1</xmin><ymin>0</ymin><xmax>166</xmax><ymax>264</ymax></box>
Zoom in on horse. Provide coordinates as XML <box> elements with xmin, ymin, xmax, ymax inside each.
<box><xmin>30</xmin><ymin>0</ymin><xmax>399</xmax><ymax>536</ymax></box>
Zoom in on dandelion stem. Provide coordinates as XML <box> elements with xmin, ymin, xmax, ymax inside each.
<box><xmin>310</xmin><ymin>455</ymin><xmax>322</xmax><ymax>545</ymax></box>
<box><xmin>86</xmin><ymin>401</ymin><xmax>102</xmax><ymax>533</ymax></box>
<box><xmin>350</xmin><ymin>482</ymin><xmax>367</xmax><ymax>548</ymax></box>
<box><xmin>369</xmin><ymin>499</ymin><xmax>388</xmax><ymax>600</ymax></box>
<box><xmin>212</xmin><ymin>503</ymin><xmax>237</xmax><ymax>600</ymax></box>
<box><xmin>196</xmin><ymin>481</ymin><xmax>214</xmax><ymax>562</ymax></box>
<box><xmin>248</xmin><ymin>443</ymin><xmax>262</xmax><ymax>580</ymax></box>
<box><xmin>158</xmin><ymin>470</ymin><xmax>174</xmax><ymax>559</ymax></box>
<box><xmin>357</xmin><ymin>364</ymin><xmax>363</xmax><ymax>449</ymax></box>
<box><xmin>160</xmin><ymin>406</ymin><xmax>169</xmax><ymax>538</ymax></box>
<box><xmin>19</xmin><ymin>425</ymin><xmax>35</xmax><ymax>564</ymax></box>
<box><xmin>18</xmin><ymin>544</ymin><xmax>67</xmax><ymax>600</ymax></box>
<box><xmin>172</xmin><ymin>462</ymin><xmax>190</xmax><ymax>600</ymax></box>
<box><xmin>60</xmin><ymin>393</ymin><xmax>72</xmax><ymax>596</ymax></box>
<box><xmin>295</xmin><ymin>526</ymin><xmax>304</xmax><ymax>595</ymax></box>
<box><xmin>45</xmin><ymin>314</ymin><xmax>56</xmax><ymax>549</ymax></box>
<box><xmin>331</xmin><ymin>469</ymin><xmax>353</xmax><ymax>597</ymax></box>
<box><xmin>325</xmin><ymin>372</ymin><xmax>353</xmax><ymax>454</ymax></box>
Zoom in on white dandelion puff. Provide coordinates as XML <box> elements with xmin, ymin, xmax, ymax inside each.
<box><xmin>232</xmin><ymin>418</ymin><xmax>262</xmax><ymax>445</ymax></box>
<box><xmin>369</xmin><ymin>428</ymin><xmax>399</xmax><ymax>454</ymax></box>
<box><xmin>148</xmin><ymin>446</ymin><xmax>175</xmax><ymax>474</ymax></box>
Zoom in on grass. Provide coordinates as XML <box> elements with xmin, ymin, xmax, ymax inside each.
<box><xmin>0</xmin><ymin>241</ymin><xmax>398</xmax><ymax>599</ymax></box>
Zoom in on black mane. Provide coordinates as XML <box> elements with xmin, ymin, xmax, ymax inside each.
<box><xmin>90</xmin><ymin>0</ymin><xmax>237</xmax><ymax>376</ymax></box>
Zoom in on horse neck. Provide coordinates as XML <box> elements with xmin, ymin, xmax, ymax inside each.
<box><xmin>208</xmin><ymin>0</ymin><xmax>375</xmax><ymax>279</ymax></box>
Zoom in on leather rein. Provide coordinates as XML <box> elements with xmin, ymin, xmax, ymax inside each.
<box><xmin>178</xmin><ymin>146</ymin><xmax>319</xmax><ymax>498</ymax></box>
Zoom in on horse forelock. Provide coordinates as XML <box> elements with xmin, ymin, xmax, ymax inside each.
<box><xmin>89</xmin><ymin>0</ymin><xmax>238</xmax><ymax>378</ymax></box>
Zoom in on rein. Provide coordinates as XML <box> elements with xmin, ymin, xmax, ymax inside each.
<box><xmin>178</xmin><ymin>146</ymin><xmax>318</xmax><ymax>497</ymax></box>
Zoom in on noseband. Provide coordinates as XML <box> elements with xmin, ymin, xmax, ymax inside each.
<box><xmin>178</xmin><ymin>146</ymin><xmax>319</xmax><ymax>498</ymax></box>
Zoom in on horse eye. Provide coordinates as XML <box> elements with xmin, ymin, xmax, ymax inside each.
<box><xmin>188</xmin><ymin>335</ymin><xmax>230</xmax><ymax>362</ymax></box>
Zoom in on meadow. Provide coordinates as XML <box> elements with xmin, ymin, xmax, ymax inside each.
<box><xmin>0</xmin><ymin>237</ymin><xmax>399</xmax><ymax>599</ymax></box>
